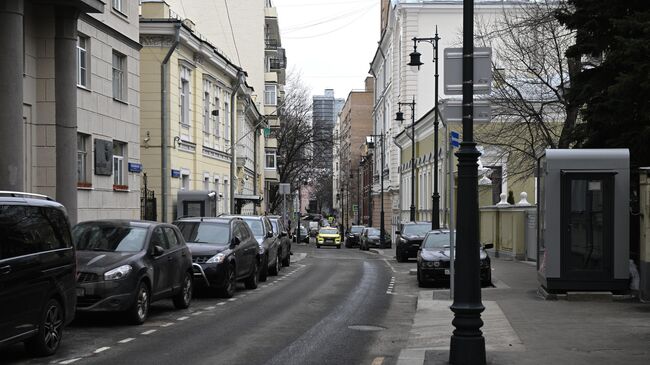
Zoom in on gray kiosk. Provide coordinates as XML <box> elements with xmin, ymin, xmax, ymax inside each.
<box><xmin>537</xmin><ymin>149</ymin><xmax>629</xmax><ymax>292</ymax></box>
<box><xmin>177</xmin><ymin>190</ymin><xmax>218</xmax><ymax>218</ymax></box>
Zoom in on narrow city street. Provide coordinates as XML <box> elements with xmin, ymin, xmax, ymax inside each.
<box><xmin>1</xmin><ymin>244</ymin><xmax>418</xmax><ymax>365</ymax></box>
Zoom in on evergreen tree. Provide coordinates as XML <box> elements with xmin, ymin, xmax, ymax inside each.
<box><xmin>556</xmin><ymin>0</ymin><xmax>650</xmax><ymax>167</ymax></box>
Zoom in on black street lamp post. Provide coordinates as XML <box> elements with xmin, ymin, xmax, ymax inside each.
<box><xmin>396</xmin><ymin>98</ymin><xmax>417</xmax><ymax>222</ymax></box>
<box><xmin>367</xmin><ymin>134</ymin><xmax>386</xmax><ymax>247</ymax></box>
<box><xmin>448</xmin><ymin>1</ymin><xmax>486</xmax><ymax>364</ymax></box>
<box><xmin>408</xmin><ymin>27</ymin><xmax>441</xmax><ymax>229</ymax></box>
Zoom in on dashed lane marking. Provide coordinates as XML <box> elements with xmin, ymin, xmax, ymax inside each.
<box><xmin>141</xmin><ymin>329</ymin><xmax>157</xmax><ymax>335</ymax></box>
<box><xmin>383</xmin><ymin>259</ymin><xmax>396</xmax><ymax>273</ymax></box>
<box><xmin>191</xmin><ymin>311</ymin><xmax>204</xmax><ymax>316</ymax></box>
<box><xmin>59</xmin><ymin>358</ymin><xmax>82</xmax><ymax>364</ymax></box>
<box><xmin>371</xmin><ymin>356</ymin><xmax>385</xmax><ymax>365</ymax></box>
<box><xmin>228</xmin><ymin>298</ymin><xmax>237</xmax><ymax>301</ymax></box>
<box><xmin>161</xmin><ymin>322</ymin><xmax>174</xmax><ymax>327</ymax></box>
<box><xmin>118</xmin><ymin>338</ymin><xmax>135</xmax><ymax>344</ymax></box>
<box><xmin>204</xmin><ymin>306</ymin><xmax>216</xmax><ymax>310</ymax></box>
<box><xmin>177</xmin><ymin>316</ymin><xmax>189</xmax><ymax>321</ymax></box>
<box><xmin>94</xmin><ymin>347</ymin><xmax>110</xmax><ymax>354</ymax></box>
<box><xmin>217</xmin><ymin>302</ymin><xmax>226</xmax><ymax>306</ymax></box>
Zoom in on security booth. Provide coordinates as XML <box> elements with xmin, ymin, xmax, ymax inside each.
<box><xmin>177</xmin><ymin>190</ymin><xmax>218</xmax><ymax>218</ymax></box>
<box><xmin>537</xmin><ymin>149</ymin><xmax>629</xmax><ymax>292</ymax></box>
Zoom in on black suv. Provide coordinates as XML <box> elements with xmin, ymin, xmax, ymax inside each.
<box><xmin>0</xmin><ymin>192</ymin><xmax>75</xmax><ymax>356</ymax></box>
<box><xmin>345</xmin><ymin>225</ymin><xmax>365</xmax><ymax>248</ymax></box>
<box><xmin>395</xmin><ymin>222</ymin><xmax>431</xmax><ymax>262</ymax></box>
<box><xmin>175</xmin><ymin>217</ymin><xmax>259</xmax><ymax>298</ymax></box>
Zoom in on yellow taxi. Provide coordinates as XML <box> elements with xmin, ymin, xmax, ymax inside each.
<box><xmin>316</xmin><ymin>227</ymin><xmax>341</xmax><ymax>249</ymax></box>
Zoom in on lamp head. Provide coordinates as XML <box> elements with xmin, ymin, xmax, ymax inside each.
<box><xmin>408</xmin><ymin>50</ymin><xmax>423</xmax><ymax>68</ymax></box>
<box><xmin>395</xmin><ymin>110</ymin><xmax>404</xmax><ymax>122</ymax></box>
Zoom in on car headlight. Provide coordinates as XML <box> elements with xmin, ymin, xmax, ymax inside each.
<box><xmin>206</xmin><ymin>253</ymin><xmax>226</xmax><ymax>264</ymax></box>
<box><xmin>423</xmin><ymin>261</ymin><xmax>434</xmax><ymax>268</ymax></box>
<box><xmin>104</xmin><ymin>265</ymin><xmax>132</xmax><ymax>281</ymax></box>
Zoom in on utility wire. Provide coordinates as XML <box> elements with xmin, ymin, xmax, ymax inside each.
<box><xmin>284</xmin><ymin>3</ymin><xmax>377</xmax><ymax>39</ymax></box>
<box><xmin>223</xmin><ymin>0</ymin><xmax>242</xmax><ymax>66</ymax></box>
<box><xmin>282</xmin><ymin>3</ymin><xmax>376</xmax><ymax>33</ymax></box>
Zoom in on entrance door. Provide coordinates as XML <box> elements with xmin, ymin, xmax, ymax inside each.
<box><xmin>561</xmin><ymin>172</ymin><xmax>614</xmax><ymax>281</ymax></box>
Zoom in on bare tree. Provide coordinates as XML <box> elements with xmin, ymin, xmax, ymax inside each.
<box><xmin>267</xmin><ymin>70</ymin><xmax>333</xmax><ymax>213</ymax></box>
<box><xmin>474</xmin><ymin>0</ymin><xmax>581</xmax><ymax>181</ymax></box>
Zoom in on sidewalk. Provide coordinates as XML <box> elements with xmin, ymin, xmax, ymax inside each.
<box><xmin>397</xmin><ymin>257</ymin><xmax>650</xmax><ymax>365</ymax></box>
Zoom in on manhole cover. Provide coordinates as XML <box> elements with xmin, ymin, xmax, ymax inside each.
<box><xmin>347</xmin><ymin>325</ymin><xmax>386</xmax><ymax>332</ymax></box>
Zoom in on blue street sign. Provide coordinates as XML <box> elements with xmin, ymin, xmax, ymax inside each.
<box><xmin>450</xmin><ymin>131</ymin><xmax>461</xmax><ymax>148</ymax></box>
<box><xmin>171</xmin><ymin>169</ymin><xmax>181</xmax><ymax>178</ymax></box>
<box><xmin>128</xmin><ymin>162</ymin><xmax>142</xmax><ymax>173</ymax></box>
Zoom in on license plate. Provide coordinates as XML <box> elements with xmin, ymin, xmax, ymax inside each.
<box><xmin>444</xmin><ymin>269</ymin><xmax>450</xmax><ymax>275</ymax></box>
<box><xmin>76</xmin><ymin>287</ymin><xmax>85</xmax><ymax>297</ymax></box>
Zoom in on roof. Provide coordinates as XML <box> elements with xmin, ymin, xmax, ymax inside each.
<box><xmin>75</xmin><ymin>219</ymin><xmax>161</xmax><ymax>228</ymax></box>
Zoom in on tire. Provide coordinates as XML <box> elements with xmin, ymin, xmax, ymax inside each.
<box><xmin>244</xmin><ymin>260</ymin><xmax>259</xmax><ymax>289</ymax></box>
<box><xmin>269</xmin><ymin>253</ymin><xmax>280</xmax><ymax>276</ymax></box>
<box><xmin>219</xmin><ymin>264</ymin><xmax>237</xmax><ymax>298</ymax></box>
<box><xmin>282</xmin><ymin>249</ymin><xmax>291</xmax><ymax>267</ymax></box>
<box><xmin>336</xmin><ymin>245</ymin><xmax>341</xmax><ymax>249</ymax></box>
<box><xmin>172</xmin><ymin>272</ymin><xmax>193</xmax><ymax>309</ymax></box>
<box><xmin>259</xmin><ymin>255</ymin><xmax>268</xmax><ymax>282</ymax></box>
<box><xmin>417</xmin><ymin>269</ymin><xmax>425</xmax><ymax>288</ymax></box>
<box><xmin>128</xmin><ymin>282</ymin><xmax>151</xmax><ymax>325</ymax></box>
<box><xmin>24</xmin><ymin>298</ymin><xmax>64</xmax><ymax>356</ymax></box>
<box><xmin>316</xmin><ymin>244</ymin><xmax>321</xmax><ymax>248</ymax></box>
<box><xmin>396</xmin><ymin>249</ymin><xmax>406</xmax><ymax>262</ymax></box>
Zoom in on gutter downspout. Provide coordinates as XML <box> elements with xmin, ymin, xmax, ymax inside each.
<box><xmin>161</xmin><ymin>23</ymin><xmax>181</xmax><ymax>222</ymax></box>
<box><xmin>230</xmin><ymin>71</ymin><xmax>246</xmax><ymax>213</ymax></box>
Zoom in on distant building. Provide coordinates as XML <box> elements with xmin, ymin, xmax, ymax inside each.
<box><xmin>313</xmin><ymin>89</ymin><xmax>344</xmax><ymax>213</ymax></box>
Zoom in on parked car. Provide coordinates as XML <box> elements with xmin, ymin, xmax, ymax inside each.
<box><xmin>359</xmin><ymin>227</ymin><xmax>391</xmax><ymax>250</ymax></box>
<box><xmin>293</xmin><ymin>225</ymin><xmax>309</xmax><ymax>243</ymax></box>
<box><xmin>395</xmin><ymin>221</ymin><xmax>431</xmax><ymax>262</ymax></box>
<box><xmin>268</xmin><ymin>216</ymin><xmax>292</xmax><ymax>267</ymax></box>
<box><xmin>222</xmin><ymin>215</ymin><xmax>280</xmax><ymax>281</ymax></box>
<box><xmin>316</xmin><ymin>227</ymin><xmax>341</xmax><ymax>248</ymax></box>
<box><xmin>345</xmin><ymin>225</ymin><xmax>365</xmax><ymax>248</ymax></box>
<box><xmin>416</xmin><ymin>230</ymin><xmax>493</xmax><ymax>287</ymax></box>
<box><xmin>308</xmin><ymin>221</ymin><xmax>319</xmax><ymax>237</ymax></box>
<box><xmin>0</xmin><ymin>192</ymin><xmax>75</xmax><ymax>356</ymax></box>
<box><xmin>73</xmin><ymin>220</ymin><xmax>193</xmax><ymax>324</ymax></box>
<box><xmin>175</xmin><ymin>217</ymin><xmax>259</xmax><ymax>298</ymax></box>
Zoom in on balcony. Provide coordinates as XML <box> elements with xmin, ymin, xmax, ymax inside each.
<box><xmin>265</xmin><ymin>38</ymin><xmax>280</xmax><ymax>50</ymax></box>
<box><xmin>264</xmin><ymin>72</ymin><xmax>278</xmax><ymax>83</ymax></box>
<box><xmin>265</xmin><ymin>137</ymin><xmax>278</xmax><ymax>149</ymax></box>
<box><xmin>264</xmin><ymin>168</ymin><xmax>279</xmax><ymax>182</ymax></box>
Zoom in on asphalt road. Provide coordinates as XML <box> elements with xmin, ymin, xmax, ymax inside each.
<box><xmin>1</xmin><ymin>242</ymin><xmax>418</xmax><ymax>365</ymax></box>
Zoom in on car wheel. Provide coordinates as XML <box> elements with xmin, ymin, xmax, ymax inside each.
<box><xmin>282</xmin><ymin>249</ymin><xmax>291</xmax><ymax>267</ymax></box>
<box><xmin>24</xmin><ymin>298</ymin><xmax>63</xmax><ymax>356</ymax></box>
<box><xmin>220</xmin><ymin>264</ymin><xmax>237</xmax><ymax>298</ymax></box>
<box><xmin>128</xmin><ymin>282</ymin><xmax>151</xmax><ymax>325</ymax></box>
<box><xmin>396</xmin><ymin>249</ymin><xmax>405</xmax><ymax>262</ymax></box>
<box><xmin>259</xmin><ymin>255</ymin><xmax>268</xmax><ymax>282</ymax></box>
<box><xmin>173</xmin><ymin>271</ymin><xmax>193</xmax><ymax>309</ymax></box>
<box><xmin>269</xmin><ymin>254</ymin><xmax>280</xmax><ymax>276</ymax></box>
<box><xmin>244</xmin><ymin>260</ymin><xmax>259</xmax><ymax>289</ymax></box>
<box><xmin>336</xmin><ymin>245</ymin><xmax>341</xmax><ymax>249</ymax></box>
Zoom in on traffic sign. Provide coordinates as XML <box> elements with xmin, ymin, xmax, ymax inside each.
<box><xmin>450</xmin><ymin>131</ymin><xmax>460</xmax><ymax>148</ymax></box>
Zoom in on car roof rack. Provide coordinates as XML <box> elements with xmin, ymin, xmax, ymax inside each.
<box><xmin>0</xmin><ymin>191</ymin><xmax>54</xmax><ymax>201</ymax></box>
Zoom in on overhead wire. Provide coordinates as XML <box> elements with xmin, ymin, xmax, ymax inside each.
<box><xmin>282</xmin><ymin>3</ymin><xmax>377</xmax><ymax>33</ymax></box>
<box><xmin>283</xmin><ymin>3</ymin><xmax>378</xmax><ymax>40</ymax></box>
<box><xmin>223</xmin><ymin>0</ymin><xmax>242</xmax><ymax>66</ymax></box>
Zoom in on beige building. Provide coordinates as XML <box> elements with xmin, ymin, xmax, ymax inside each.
<box><xmin>0</xmin><ymin>1</ymin><xmax>141</xmax><ymax>223</ymax></box>
<box><xmin>140</xmin><ymin>1</ymin><xmax>263</xmax><ymax>222</ymax></box>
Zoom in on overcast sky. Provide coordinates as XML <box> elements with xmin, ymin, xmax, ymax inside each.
<box><xmin>275</xmin><ymin>0</ymin><xmax>380</xmax><ymax>99</ymax></box>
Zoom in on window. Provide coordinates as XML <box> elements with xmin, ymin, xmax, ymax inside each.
<box><xmin>265</xmin><ymin>150</ymin><xmax>276</xmax><ymax>169</ymax></box>
<box><xmin>214</xmin><ymin>178</ymin><xmax>220</xmax><ymax>214</ymax></box>
<box><xmin>203</xmin><ymin>176</ymin><xmax>209</xmax><ymax>190</ymax></box>
<box><xmin>112</xmin><ymin>0</ymin><xmax>123</xmax><ymax>13</ymax></box>
<box><xmin>223</xmin><ymin>180</ymin><xmax>228</xmax><ymax>213</ymax></box>
<box><xmin>264</xmin><ymin>84</ymin><xmax>277</xmax><ymax>105</ymax></box>
<box><xmin>112</xmin><ymin>141</ymin><xmax>126</xmax><ymax>186</ymax></box>
<box><xmin>203</xmin><ymin>79</ymin><xmax>211</xmax><ymax>134</ymax></box>
<box><xmin>181</xmin><ymin>172</ymin><xmax>190</xmax><ymax>191</ymax></box>
<box><xmin>180</xmin><ymin>66</ymin><xmax>191</xmax><ymax>127</ymax></box>
<box><xmin>0</xmin><ymin>206</ymin><xmax>69</xmax><ymax>259</ymax></box>
<box><xmin>112</xmin><ymin>51</ymin><xmax>126</xmax><ymax>101</ymax></box>
<box><xmin>77</xmin><ymin>133</ymin><xmax>90</xmax><ymax>184</ymax></box>
<box><xmin>163</xmin><ymin>227</ymin><xmax>180</xmax><ymax>248</ymax></box>
<box><xmin>213</xmin><ymin>86</ymin><xmax>221</xmax><ymax>137</ymax></box>
<box><xmin>224</xmin><ymin>97</ymin><xmax>230</xmax><ymax>140</ymax></box>
<box><xmin>77</xmin><ymin>35</ymin><xmax>89</xmax><ymax>87</ymax></box>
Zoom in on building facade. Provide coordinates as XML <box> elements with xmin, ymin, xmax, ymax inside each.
<box><xmin>313</xmin><ymin>89</ymin><xmax>344</xmax><ymax>213</ymax></box>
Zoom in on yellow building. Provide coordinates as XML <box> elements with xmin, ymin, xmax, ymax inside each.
<box><xmin>140</xmin><ymin>2</ymin><xmax>264</xmax><ymax>222</ymax></box>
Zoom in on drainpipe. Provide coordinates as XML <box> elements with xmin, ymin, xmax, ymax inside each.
<box><xmin>230</xmin><ymin>71</ymin><xmax>246</xmax><ymax>213</ymax></box>
<box><xmin>160</xmin><ymin>23</ymin><xmax>181</xmax><ymax>222</ymax></box>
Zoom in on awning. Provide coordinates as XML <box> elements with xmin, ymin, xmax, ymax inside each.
<box><xmin>234</xmin><ymin>194</ymin><xmax>263</xmax><ymax>202</ymax></box>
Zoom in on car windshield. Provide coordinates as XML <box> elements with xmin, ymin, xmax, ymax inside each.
<box><xmin>402</xmin><ymin>223</ymin><xmax>430</xmax><ymax>236</ymax></box>
<box><xmin>175</xmin><ymin>222</ymin><xmax>230</xmax><ymax>245</ymax></box>
<box><xmin>319</xmin><ymin>228</ymin><xmax>338</xmax><ymax>235</ymax></box>
<box><xmin>367</xmin><ymin>228</ymin><xmax>380</xmax><ymax>236</ymax></box>
<box><xmin>72</xmin><ymin>223</ymin><xmax>147</xmax><ymax>252</ymax></box>
<box><xmin>350</xmin><ymin>226</ymin><xmax>364</xmax><ymax>233</ymax></box>
<box><xmin>243</xmin><ymin>219</ymin><xmax>264</xmax><ymax>238</ymax></box>
<box><xmin>422</xmin><ymin>233</ymin><xmax>450</xmax><ymax>249</ymax></box>
<box><xmin>270</xmin><ymin>220</ymin><xmax>279</xmax><ymax>233</ymax></box>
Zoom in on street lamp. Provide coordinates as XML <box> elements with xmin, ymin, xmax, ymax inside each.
<box><xmin>448</xmin><ymin>3</ymin><xmax>486</xmax><ymax>364</ymax></box>
<box><xmin>366</xmin><ymin>134</ymin><xmax>386</xmax><ymax>247</ymax></box>
<box><xmin>340</xmin><ymin>187</ymin><xmax>344</xmax><ymax>232</ymax></box>
<box><xmin>396</xmin><ymin>97</ymin><xmax>417</xmax><ymax>222</ymax></box>
<box><xmin>409</xmin><ymin>26</ymin><xmax>441</xmax><ymax>230</ymax></box>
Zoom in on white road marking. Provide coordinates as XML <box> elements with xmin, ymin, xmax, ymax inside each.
<box><xmin>217</xmin><ymin>302</ymin><xmax>226</xmax><ymax>306</ymax></box>
<box><xmin>383</xmin><ymin>259</ymin><xmax>397</xmax><ymax>273</ymax></box>
<box><xmin>204</xmin><ymin>306</ymin><xmax>216</xmax><ymax>310</ymax></box>
<box><xmin>228</xmin><ymin>298</ymin><xmax>237</xmax><ymax>301</ymax></box>
<box><xmin>177</xmin><ymin>316</ymin><xmax>189</xmax><ymax>321</ymax></box>
<box><xmin>161</xmin><ymin>322</ymin><xmax>174</xmax><ymax>327</ymax></box>
<box><xmin>59</xmin><ymin>359</ymin><xmax>82</xmax><ymax>364</ymax></box>
<box><xmin>141</xmin><ymin>329</ymin><xmax>157</xmax><ymax>335</ymax></box>
<box><xmin>371</xmin><ymin>357</ymin><xmax>385</xmax><ymax>365</ymax></box>
<box><xmin>118</xmin><ymin>337</ymin><xmax>135</xmax><ymax>344</ymax></box>
<box><xmin>94</xmin><ymin>347</ymin><xmax>110</xmax><ymax>353</ymax></box>
<box><xmin>191</xmin><ymin>311</ymin><xmax>203</xmax><ymax>316</ymax></box>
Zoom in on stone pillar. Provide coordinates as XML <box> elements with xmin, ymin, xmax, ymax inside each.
<box><xmin>55</xmin><ymin>7</ymin><xmax>79</xmax><ymax>223</ymax></box>
<box><xmin>0</xmin><ymin>1</ymin><xmax>24</xmax><ymax>191</ymax></box>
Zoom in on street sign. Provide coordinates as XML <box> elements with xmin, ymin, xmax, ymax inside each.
<box><xmin>443</xmin><ymin>47</ymin><xmax>492</xmax><ymax>95</ymax></box>
<box><xmin>439</xmin><ymin>99</ymin><xmax>491</xmax><ymax>124</ymax></box>
<box><xmin>352</xmin><ymin>204</ymin><xmax>358</xmax><ymax>212</ymax></box>
<box><xmin>450</xmin><ymin>131</ymin><xmax>460</xmax><ymax>148</ymax></box>
<box><xmin>279</xmin><ymin>183</ymin><xmax>291</xmax><ymax>195</ymax></box>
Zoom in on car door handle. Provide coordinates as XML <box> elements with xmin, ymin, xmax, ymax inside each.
<box><xmin>0</xmin><ymin>265</ymin><xmax>11</xmax><ymax>275</ymax></box>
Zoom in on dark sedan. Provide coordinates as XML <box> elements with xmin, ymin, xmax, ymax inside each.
<box><xmin>395</xmin><ymin>222</ymin><xmax>431</xmax><ymax>262</ymax></box>
<box><xmin>73</xmin><ymin>220</ymin><xmax>194</xmax><ymax>324</ymax></box>
<box><xmin>345</xmin><ymin>225</ymin><xmax>365</xmax><ymax>248</ymax></box>
<box><xmin>175</xmin><ymin>217</ymin><xmax>259</xmax><ymax>298</ymax></box>
<box><xmin>268</xmin><ymin>216</ymin><xmax>292</xmax><ymax>267</ymax></box>
<box><xmin>359</xmin><ymin>227</ymin><xmax>391</xmax><ymax>250</ymax></box>
<box><xmin>416</xmin><ymin>230</ymin><xmax>493</xmax><ymax>287</ymax></box>
<box><xmin>225</xmin><ymin>215</ymin><xmax>281</xmax><ymax>281</ymax></box>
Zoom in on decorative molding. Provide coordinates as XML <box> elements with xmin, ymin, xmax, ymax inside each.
<box><xmin>140</xmin><ymin>34</ymin><xmax>176</xmax><ymax>47</ymax></box>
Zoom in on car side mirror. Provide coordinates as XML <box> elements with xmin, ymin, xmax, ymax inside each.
<box><xmin>153</xmin><ymin>245</ymin><xmax>165</xmax><ymax>256</ymax></box>
<box><xmin>230</xmin><ymin>237</ymin><xmax>241</xmax><ymax>248</ymax></box>
<box><xmin>395</xmin><ymin>230</ymin><xmax>401</xmax><ymax>235</ymax></box>
<box><xmin>280</xmin><ymin>231</ymin><xmax>287</xmax><ymax>237</ymax></box>
<box><xmin>483</xmin><ymin>243</ymin><xmax>494</xmax><ymax>250</ymax></box>
<box><xmin>266</xmin><ymin>231</ymin><xmax>273</xmax><ymax>238</ymax></box>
